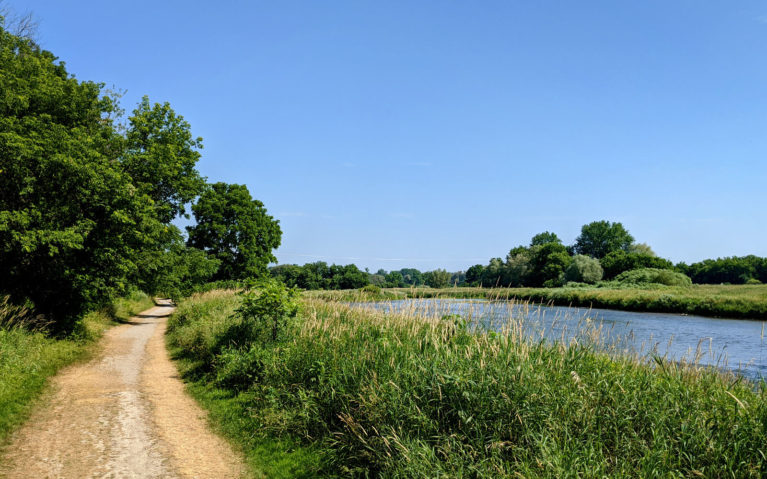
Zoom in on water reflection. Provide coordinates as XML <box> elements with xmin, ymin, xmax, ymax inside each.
<box><xmin>353</xmin><ymin>299</ymin><xmax>767</xmax><ymax>380</ymax></box>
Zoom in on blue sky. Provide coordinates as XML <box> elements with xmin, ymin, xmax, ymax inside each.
<box><xmin>18</xmin><ymin>1</ymin><xmax>767</xmax><ymax>271</ymax></box>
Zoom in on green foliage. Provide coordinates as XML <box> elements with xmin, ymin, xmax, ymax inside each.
<box><xmin>527</xmin><ymin>242</ymin><xmax>572</xmax><ymax>287</ymax></box>
<box><xmin>138</xmin><ymin>240</ymin><xmax>220</xmax><ymax>301</ymax></box>
<box><xmin>628</xmin><ymin>242</ymin><xmax>656</xmax><ymax>256</ymax></box>
<box><xmin>122</xmin><ymin>96</ymin><xmax>207</xmax><ymax>224</ymax></box>
<box><xmin>464</xmin><ymin>264</ymin><xmax>485</xmax><ymax>286</ymax></box>
<box><xmin>0</xmin><ymin>25</ymin><xmax>157</xmax><ymax>328</ymax></box>
<box><xmin>168</xmin><ymin>291</ymin><xmax>767</xmax><ymax>477</ymax></box>
<box><xmin>399</xmin><ymin>268</ymin><xmax>424</xmax><ymax>286</ymax></box>
<box><xmin>504</xmin><ymin>247</ymin><xmax>532</xmax><ymax>287</ymax></box>
<box><xmin>424</xmin><ymin>268</ymin><xmax>451</xmax><ymax>288</ymax></box>
<box><xmin>614</xmin><ymin>268</ymin><xmax>693</xmax><ymax>287</ymax></box>
<box><xmin>270</xmin><ymin>261</ymin><xmax>369</xmax><ymax>290</ymax></box>
<box><xmin>564</xmin><ymin>254</ymin><xmax>603</xmax><ymax>284</ymax></box>
<box><xmin>574</xmin><ymin>220</ymin><xmax>634</xmax><ymax>259</ymax></box>
<box><xmin>679</xmin><ymin>255</ymin><xmax>767</xmax><ymax>285</ymax></box>
<box><xmin>188</xmin><ymin>182</ymin><xmax>281</xmax><ymax>281</ymax></box>
<box><xmin>530</xmin><ymin>231</ymin><xmax>561</xmax><ymax>246</ymax></box>
<box><xmin>384</xmin><ymin>271</ymin><xmax>405</xmax><ymax>288</ymax></box>
<box><xmin>359</xmin><ymin>284</ymin><xmax>382</xmax><ymax>294</ymax></box>
<box><xmin>237</xmin><ymin>280</ymin><xmax>299</xmax><ymax>342</ymax></box>
<box><xmin>600</xmin><ymin>250</ymin><xmax>674</xmax><ymax>279</ymax></box>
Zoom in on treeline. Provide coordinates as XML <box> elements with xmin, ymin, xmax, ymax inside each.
<box><xmin>269</xmin><ymin>263</ymin><xmax>463</xmax><ymax>290</ymax></box>
<box><xmin>0</xmin><ymin>24</ymin><xmax>280</xmax><ymax>330</ymax></box>
<box><xmin>464</xmin><ymin>221</ymin><xmax>767</xmax><ymax>288</ymax></box>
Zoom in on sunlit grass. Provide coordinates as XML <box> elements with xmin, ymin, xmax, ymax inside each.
<box><xmin>168</xmin><ymin>289</ymin><xmax>767</xmax><ymax>477</ymax></box>
<box><xmin>309</xmin><ymin>284</ymin><xmax>767</xmax><ymax>319</ymax></box>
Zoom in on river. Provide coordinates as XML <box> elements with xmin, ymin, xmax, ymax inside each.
<box><xmin>355</xmin><ymin>299</ymin><xmax>767</xmax><ymax>381</ymax></box>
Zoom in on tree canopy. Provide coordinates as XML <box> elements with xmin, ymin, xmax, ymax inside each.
<box><xmin>574</xmin><ymin>221</ymin><xmax>634</xmax><ymax>259</ymax></box>
<box><xmin>188</xmin><ymin>182</ymin><xmax>281</xmax><ymax>281</ymax></box>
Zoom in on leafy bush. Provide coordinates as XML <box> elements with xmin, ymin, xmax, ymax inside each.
<box><xmin>614</xmin><ymin>268</ymin><xmax>692</xmax><ymax>287</ymax></box>
<box><xmin>237</xmin><ymin>280</ymin><xmax>299</xmax><ymax>343</ymax></box>
<box><xmin>600</xmin><ymin>250</ymin><xmax>674</xmax><ymax>279</ymax></box>
<box><xmin>359</xmin><ymin>284</ymin><xmax>382</xmax><ymax>294</ymax></box>
<box><xmin>564</xmin><ymin>255</ymin><xmax>604</xmax><ymax>284</ymax></box>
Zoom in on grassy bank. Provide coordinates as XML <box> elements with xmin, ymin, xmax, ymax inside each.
<box><xmin>311</xmin><ymin>284</ymin><xmax>767</xmax><ymax>320</ymax></box>
<box><xmin>167</xmin><ymin>290</ymin><xmax>767</xmax><ymax>478</ymax></box>
<box><xmin>0</xmin><ymin>291</ymin><xmax>155</xmax><ymax>442</ymax></box>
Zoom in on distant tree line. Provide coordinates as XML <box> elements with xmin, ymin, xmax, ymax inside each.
<box><xmin>0</xmin><ymin>23</ymin><xmax>280</xmax><ymax>330</ymax></box>
<box><xmin>463</xmin><ymin>221</ymin><xmax>767</xmax><ymax>288</ymax></box>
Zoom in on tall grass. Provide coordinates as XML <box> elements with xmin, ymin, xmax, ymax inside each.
<box><xmin>0</xmin><ymin>291</ymin><xmax>155</xmax><ymax>443</ymax></box>
<box><xmin>311</xmin><ymin>284</ymin><xmax>767</xmax><ymax>320</ymax></box>
<box><xmin>168</xmin><ymin>290</ymin><xmax>767</xmax><ymax>478</ymax></box>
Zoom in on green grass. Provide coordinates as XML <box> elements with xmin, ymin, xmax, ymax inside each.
<box><xmin>0</xmin><ymin>291</ymin><xmax>155</xmax><ymax>443</ymax></box>
<box><xmin>310</xmin><ymin>283</ymin><xmax>767</xmax><ymax>320</ymax></box>
<box><xmin>167</xmin><ymin>289</ymin><xmax>767</xmax><ymax>478</ymax></box>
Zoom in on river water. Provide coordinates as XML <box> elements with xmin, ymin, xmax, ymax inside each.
<box><xmin>356</xmin><ymin>299</ymin><xmax>767</xmax><ymax>381</ymax></box>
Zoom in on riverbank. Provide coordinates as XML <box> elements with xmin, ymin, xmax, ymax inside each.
<box><xmin>0</xmin><ymin>292</ymin><xmax>155</xmax><ymax>443</ymax></box>
<box><xmin>309</xmin><ymin>284</ymin><xmax>767</xmax><ymax>320</ymax></box>
<box><xmin>167</xmin><ymin>289</ymin><xmax>767</xmax><ymax>477</ymax></box>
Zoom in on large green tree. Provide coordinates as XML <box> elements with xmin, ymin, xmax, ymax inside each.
<box><xmin>573</xmin><ymin>220</ymin><xmax>634</xmax><ymax>259</ymax></box>
<box><xmin>121</xmin><ymin>97</ymin><xmax>206</xmax><ymax>224</ymax></box>
<box><xmin>527</xmin><ymin>243</ymin><xmax>572</xmax><ymax>287</ymax></box>
<box><xmin>0</xmin><ymin>26</ymin><xmax>156</xmax><ymax>326</ymax></box>
<box><xmin>187</xmin><ymin>182</ymin><xmax>281</xmax><ymax>280</ymax></box>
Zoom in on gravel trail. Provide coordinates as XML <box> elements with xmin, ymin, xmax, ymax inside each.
<box><xmin>0</xmin><ymin>301</ymin><xmax>245</xmax><ymax>479</ymax></box>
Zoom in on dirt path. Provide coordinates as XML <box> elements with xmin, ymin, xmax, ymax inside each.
<box><xmin>0</xmin><ymin>301</ymin><xmax>246</xmax><ymax>479</ymax></box>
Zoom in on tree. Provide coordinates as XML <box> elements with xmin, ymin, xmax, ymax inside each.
<box><xmin>384</xmin><ymin>271</ymin><xmax>405</xmax><ymax>288</ymax></box>
<box><xmin>464</xmin><ymin>264</ymin><xmax>485</xmax><ymax>286</ymax></box>
<box><xmin>600</xmin><ymin>250</ymin><xmax>674</xmax><ymax>280</ymax></box>
<box><xmin>505</xmin><ymin>246</ymin><xmax>532</xmax><ymax>287</ymax></box>
<box><xmin>122</xmin><ymin>97</ymin><xmax>207</xmax><ymax>224</ymax></box>
<box><xmin>527</xmin><ymin>243</ymin><xmax>572</xmax><ymax>287</ymax></box>
<box><xmin>187</xmin><ymin>183</ymin><xmax>281</xmax><ymax>280</ymax></box>
<box><xmin>573</xmin><ymin>221</ymin><xmax>634</xmax><ymax>259</ymax></box>
<box><xmin>270</xmin><ymin>264</ymin><xmax>303</xmax><ymax>288</ymax></box>
<box><xmin>629</xmin><ymin>242</ymin><xmax>656</xmax><ymax>257</ymax></box>
<box><xmin>530</xmin><ymin>231</ymin><xmax>562</xmax><ymax>247</ymax></box>
<box><xmin>399</xmin><ymin>268</ymin><xmax>424</xmax><ymax>286</ymax></box>
<box><xmin>564</xmin><ymin>255</ymin><xmax>603</xmax><ymax>284</ymax></box>
<box><xmin>481</xmin><ymin>258</ymin><xmax>507</xmax><ymax>287</ymax></box>
<box><xmin>0</xmin><ymin>25</ymin><xmax>157</xmax><ymax>328</ymax></box>
<box><xmin>424</xmin><ymin>269</ymin><xmax>451</xmax><ymax>288</ymax></box>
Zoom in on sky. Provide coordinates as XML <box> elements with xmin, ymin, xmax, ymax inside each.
<box><xmin>14</xmin><ymin>0</ymin><xmax>767</xmax><ymax>272</ymax></box>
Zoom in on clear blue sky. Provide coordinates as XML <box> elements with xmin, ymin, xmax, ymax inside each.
<box><xmin>18</xmin><ymin>0</ymin><xmax>767</xmax><ymax>272</ymax></box>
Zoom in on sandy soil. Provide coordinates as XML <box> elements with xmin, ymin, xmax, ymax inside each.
<box><xmin>0</xmin><ymin>301</ymin><xmax>246</xmax><ymax>479</ymax></box>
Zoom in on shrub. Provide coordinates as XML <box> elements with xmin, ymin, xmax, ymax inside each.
<box><xmin>746</xmin><ymin>278</ymin><xmax>762</xmax><ymax>285</ymax></box>
<box><xmin>236</xmin><ymin>279</ymin><xmax>299</xmax><ymax>342</ymax></box>
<box><xmin>564</xmin><ymin>255</ymin><xmax>604</xmax><ymax>284</ymax></box>
<box><xmin>360</xmin><ymin>284</ymin><xmax>382</xmax><ymax>294</ymax></box>
<box><xmin>614</xmin><ymin>268</ymin><xmax>692</xmax><ymax>287</ymax></box>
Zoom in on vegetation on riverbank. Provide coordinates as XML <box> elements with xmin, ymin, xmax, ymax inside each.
<box><xmin>310</xmin><ymin>283</ymin><xmax>767</xmax><ymax>320</ymax></box>
<box><xmin>0</xmin><ymin>291</ymin><xmax>154</xmax><ymax>442</ymax></box>
<box><xmin>167</xmin><ymin>289</ymin><xmax>767</xmax><ymax>477</ymax></box>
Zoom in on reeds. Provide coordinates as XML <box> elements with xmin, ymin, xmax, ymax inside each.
<box><xmin>168</xmin><ymin>290</ymin><xmax>767</xmax><ymax>478</ymax></box>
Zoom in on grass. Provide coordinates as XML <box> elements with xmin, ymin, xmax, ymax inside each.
<box><xmin>0</xmin><ymin>291</ymin><xmax>155</xmax><ymax>443</ymax></box>
<box><xmin>167</xmin><ymin>289</ymin><xmax>767</xmax><ymax>478</ymax></box>
<box><xmin>310</xmin><ymin>283</ymin><xmax>767</xmax><ymax>320</ymax></box>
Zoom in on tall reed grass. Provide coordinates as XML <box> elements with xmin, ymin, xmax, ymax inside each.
<box><xmin>168</xmin><ymin>290</ymin><xmax>767</xmax><ymax>477</ymax></box>
<box><xmin>310</xmin><ymin>283</ymin><xmax>767</xmax><ymax>320</ymax></box>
